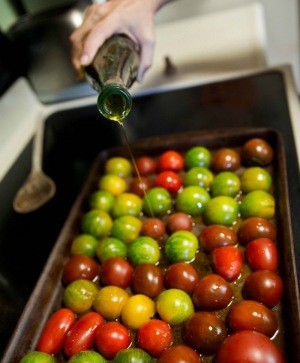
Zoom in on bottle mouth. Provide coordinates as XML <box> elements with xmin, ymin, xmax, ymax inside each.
<box><xmin>97</xmin><ymin>85</ymin><xmax>132</xmax><ymax>122</ymax></box>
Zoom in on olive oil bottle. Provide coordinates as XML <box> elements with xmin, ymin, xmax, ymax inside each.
<box><xmin>85</xmin><ymin>34</ymin><xmax>140</xmax><ymax>122</ymax></box>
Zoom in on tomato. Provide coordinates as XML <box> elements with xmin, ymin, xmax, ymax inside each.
<box><xmin>241</xmin><ymin>138</ymin><xmax>274</xmax><ymax>166</ymax></box>
<box><xmin>192</xmin><ymin>274</ymin><xmax>233</xmax><ymax>311</ymax></box>
<box><xmin>157</xmin><ymin>345</ymin><xmax>202</xmax><ymax>363</ymax></box>
<box><xmin>210</xmin><ymin>171</ymin><xmax>241</xmax><ymax>197</ymax></box>
<box><xmin>203</xmin><ymin>196</ymin><xmax>239</xmax><ymax>226</ymax></box>
<box><xmin>81</xmin><ymin>209</ymin><xmax>113</xmax><ymax>239</ymax></box>
<box><xmin>142</xmin><ymin>187</ymin><xmax>172</xmax><ymax>217</ymax></box>
<box><xmin>111</xmin><ymin>215</ymin><xmax>142</xmax><ymax>244</ymax></box>
<box><xmin>183</xmin><ymin>312</ymin><xmax>227</xmax><ymax>355</ymax></box>
<box><xmin>20</xmin><ymin>351</ymin><xmax>58</xmax><ymax>363</ymax></box>
<box><xmin>132</xmin><ymin>263</ymin><xmax>164</xmax><ymax>298</ymax></box>
<box><xmin>70</xmin><ymin>234</ymin><xmax>99</xmax><ymax>258</ymax></box>
<box><xmin>156</xmin><ymin>289</ymin><xmax>194</xmax><ymax>326</ymax></box>
<box><xmin>127</xmin><ymin>236</ymin><xmax>160</xmax><ymax>266</ymax></box>
<box><xmin>245</xmin><ymin>238</ymin><xmax>278</xmax><ymax>272</ymax></box>
<box><xmin>164</xmin><ymin>262</ymin><xmax>199</xmax><ymax>294</ymax></box>
<box><xmin>68</xmin><ymin>351</ymin><xmax>106</xmax><ymax>363</ymax></box>
<box><xmin>211</xmin><ymin>148</ymin><xmax>241</xmax><ymax>172</ymax></box>
<box><xmin>121</xmin><ymin>294</ymin><xmax>156</xmax><ymax>330</ymax></box>
<box><xmin>211</xmin><ymin>246</ymin><xmax>243</xmax><ymax>282</ymax></box>
<box><xmin>199</xmin><ymin>224</ymin><xmax>237</xmax><ymax>252</ymax></box>
<box><xmin>157</xmin><ymin>150</ymin><xmax>184</xmax><ymax>172</ymax></box>
<box><xmin>166</xmin><ymin>212</ymin><xmax>193</xmax><ymax>233</ymax></box>
<box><xmin>227</xmin><ymin>300</ymin><xmax>278</xmax><ymax>337</ymax></box>
<box><xmin>183</xmin><ymin>166</ymin><xmax>214</xmax><ymax>189</ymax></box>
<box><xmin>135</xmin><ymin>156</ymin><xmax>156</xmax><ymax>176</ymax></box>
<box><xmin>100</xmin><ymin>257</ymin><xmax>134</xmax><ymax>289</ymax></box>
<box><xmin>111</xmin><ymin>192</ymin><xmax>143</xmax><ymax>218</ymax></box>
<box><xmin>242</xmin><ymin>270</ymin><xmax>283</xmax><ymax>307</ymax></box>
<box><xmin>165</xmin><ymin>230</ymin><xmax>199</xmax><ymax>263</ymax></box>
<box><xmin>129</xmin><ymin>176</ymin><xmax>152</xmax><ymax>197</ymax></box>
<box><xmin>240</xmin><ymin>190</ymin><xmax>275</xmax><ymax>219</ymax></box>
<box><xmin>105</xmin><ymin>156</ymin><xmax>132</xmax><ymax>177</ymax></box>
<box><xmin>238</xmin><ymin>217</ymin><xmax>277</xmax><ymax>246</ymax></box>
<box><xmin>215</xmin><ymin>330</ymin><xmax>286</xmax><ymax>363</ymax></box>
<box><xmin>62</xmin><ymin>255</ymin><xmax>99</xmax><ymax>285</ymax></box>
<box><xmin>93</xmin><ymin>285</ymin><xmax>129</xmax><ymax>320</ymax></box>
<box><xmin>36</xmin><ymin>308</ymin><xmax>76</xmax><ymax>354</ymax></box>
<box><xmin>113</xmin><ymin>348</ymin><xmax>153</xmax><ymax>363</ymax></box>
<box><xmin>137</xmin><ymin>319</ymin><xmax>173</xmax><ymax>358</ymax></box>
<box><xmin>240</xmin><ymin>167</ymin><xmax>272</xmax><ymax>193</ymax></box>
<box><xmin>89</xmin><ymin>190</ymin><xmax>115</xmax><ymax>212</ymax></box>
<box><xmin>185</xmin><ymin>146</ymin><xmax>211</xmax><ymax>169</ymax></box>
<box><xmin>98</xmin><ymin>173</ymin><xmax>127</xmax><ymax>196</ymax></box>
<box><xmin>176</xmin><ymin>186</ymin><xmax>210</xmax><ymax>216</ymax></box>
<box><xmin>95</xmin><ymin>321</ymin><xmax>132</xmax><ymax>359</ymax></box>
<box><xmin>155</xmin><ymin>171</ymin><xmax>183</xmax><ymax>193</ymax></box>
<box><xmin>63</xmin><ymin>312</ymin><xmax>105</xmax><ymax>358</ymax></box>
<box><xmin>141</xmin><ymin>218</ymin><xmax>166</xmax><ymax>240</ymax></box>
<box><xmin>96</xmin><ymin>237</ymin><xmax>127</xmax><ymax>262</ymax></box>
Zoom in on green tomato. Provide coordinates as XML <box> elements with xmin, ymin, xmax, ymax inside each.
<box><xmin>111</xmin><ymin>193</ymin><xmax>142</xmax><ymax>218</ymax></box>
<box><xmin>142</xmin><ymin>187</ymin><xmax>172</xmax><ymax>217</ymax></box>
<box><xmin>89</xmin><ymin>190</ymin><xmax>115</xmax><ymax>212</ymax></box>
<box><xmin>81</xmin><ymin>209</ymin><xmax>113</xmax><ymax>239</ymax></box>
<box><xmin>184</xmin><ymin>166</ymin><xmax>214</xmax><ymax>189</ymax></box>
<box><xmin>240</xmin><ymin>167</ymin><xmax>272</xmax><ymax>193</ymax></box>
<box><xmin>105</xmin><ymin>156</ymin><xmax>132</xmax><ymax>177</ymax></box>
<box><xmin>203</xmin><ymin>196</ymin><xmax>239</xmax><ymax>226</ymax></box>
<box><xmin>176</xmin><ymin>186</ymin><xmax>210</xmax><ymax>216</ymax></box>
<box><xmin>68</xmin><ymin>350</ymin><xmax>107</xmax><ymax>363</ymax></box>
<box><xmin>211</xmin><ymin>171</ymin><xmax>241</xmax><ymax>197</ymax></box>
<box><xmin>113</xmin><ymin>348</ymin><xmax>153</xmax><ymax>363</ymax></box>
<box><xmin>165</xmin><ymin>230</ymin><xmax>198</xmax><ymax>263</ymax></box>
<box><xmin>185</xmin><ymin>146</ymin><xmax>211</xmax><ymax>169</ymax></box>
<box><xmin>111</xmin><ymin>215</ymin><xmax>142</xmax><ymax>244</ymax></box>
<box><xmin>96</xmin><ymin>237</ymin><xmax>127</xmax><ymax>262</ymax></box>
<box><xmin>240</xmin><ymin>190</ymin><xmax>275</xmax><ymax>219</ymax></box>
<box><xmin>70</xmin><ymin>234</ymin><xmax>99</xmax><ymax>258</ymax></box>
<box><xmin>156</xmin><ymin>289</ymin><xmax>194</xmax><ymax>326</ymax></box>
<box><xmin>20</xmin><ymin>351</ymin><xmax>58</xmax><ymax>363</ymax></box>
<box><xmin>127</xmin><ymin>236</ymin><xmax>160</xmax><ymax>266</ymax></box>
<box><xmin>99</xmin><ymin>174</ymin><xmax>127</xmax><ymax>196</ymax></box>
<box><xmin>63</xmin><ymin>279</ymin><xmax>98</xmax><ymax>314</ymax></box>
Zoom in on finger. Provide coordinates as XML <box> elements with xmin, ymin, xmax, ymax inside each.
<box><xmin>137</xmin><ymin>38</ymin><xmax>155</xmax><ymax>82</ymax></box>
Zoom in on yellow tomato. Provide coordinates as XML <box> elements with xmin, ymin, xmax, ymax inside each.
<box><xmin>99</xmin><ymin>174</ymin><xmax>127</xmax><ymax>196</ymax></box>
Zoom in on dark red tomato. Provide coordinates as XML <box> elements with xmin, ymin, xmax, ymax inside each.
<box><xmin>182</xmin><ymin>312</ymin><xmax>227</xmax><ymax>355</ymax></box>
<box><xmin>135</xmin><ymin>156</ymin><xmax>157</xmax><ymax>176</ymax></box>
<box><xmin>155</xmin><ymin>171</ymin><xmax>183</xmax><ymax>193</ymax></box>
<box><xmin>215</xmin><ymin>330</ymin><xmax>286</xmax><ymax>363</ymax></box>
<box><xmin>238</xmin><ymin>217</ymin><xmax>277</xmax><ymax>246</ymax></box>
<box><xmin>211</xmin><ymin>148</ymin><xmax>241</xmax><ymax>172</ymax></box>
<box><xmin>243</xmin><ymin>270</ymin><xmax>284</xmax><ymax>307</ymax></box>
<box><xmin>167</xmin><ymin>212</ymin><xmax>193</xmax><ymax>233</ymax></box>
<box><xmin>137</xmin><ymin>319</ymin><xmax>173</xmax><ymax>358</ymax></box>
<box><xmin>211</xmin><ymin>246</ymin><xmax>243</xmax><ymax>282</ymax></box>
<box><xmin>129</xmin><ymin>176</ymin><xmax>152</xmax><ymax>198</ymax></box>
<box><xmin>157</xmin><ymin>344</ymin><xmax>203</xmax><ymax>363</ymax></box>
<box><xmin>36</xmin><ymin>308</ymin><xmax>76</xmax><ymax>354</ymax></box>
<box><xmin>63</xmin><ymin>311</ymin><xmax>105</xmax><ymax>358</ymax></box>
<box><xmin>227</xmin><ymin>300</ymin><xmax>278</xmax><ymax>337</ymax></box>
<box><xmin>199</xmin><ymin>225</ymin><xmax>237</xmax><ymax>252</ymax></box>
<box><xmin>245</xmin><ymin>238</ymin><xmax>278</xmax><ymax>272</ymax></box>
<box><xmin>192</xmin><ymin>274</ymin><xmax>233</xmax><ymax>311</ymax></box>
<box><xmin>157</xmin><ymin>150</ymin><xmax>184</xmax><ymax>172</ymax></box>
<box><xmin>132</xmin><ymin>263</ymin><xmax>164</xmax><ymax>298</ymax></box>
<box><xmin>241</xmin><ymin>138</ymin><xmax>274</xmax><ymax>166</ymax></box>
<box><xmin>141</xmin><ymin>218</ymin><xmax>166</xmax><ymax>240</ymax></box>
<box><xmin>94</xmin><ymin>321</ymin><xmax>132</xmax><ymax>359</ymax></box>
<box><xmin>164</xmin><ymin>262</ymin><xmax>199</xmax><ymax>294</ymax></box>
<box><xmin>100</xmin><ymin>257</ymin><xmax>134</xmax><ymax>289</ymax></box>
<box><xmin>62</xmin><ymin>255</ymin><xmax>99</xmax><ymax>285</ymax></box>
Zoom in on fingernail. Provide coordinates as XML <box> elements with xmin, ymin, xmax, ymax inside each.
<box><xmin>80</xmin><ymin>54</ymin><xmax>89</xmax><ymax>65</ymax></box>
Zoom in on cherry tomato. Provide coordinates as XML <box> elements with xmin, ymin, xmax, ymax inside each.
<box><xmin>70</xmin><ymin>234</ymin><xmax>99</xmax><ymax>258</ymax></box>
<box><xmin>167</xmin><ymin>212</ymin><xmax>193</xmax><ymax>233</ymax></box>
<box><xmin>241</xmin><ymin>138</ymin><xmax>274</xmax><ymax>166</ymax></box>
<box><xmin>142</xmin><ymin>187</ymin><xmax>172</xmax><ymax>217</ymax></box>
<box><xmin>199</xmin><ymin>224</ymin><xmax>237</xmax><ymax>252</ymax></box>
<box><xmin>141</xmin><ymin>218</ymin><xmax>166</xmax><ymax>240</ymax></box>
<box><xmin>245</xmin><ymin>238</ymin><xmax>278</xmax><ymax>272</ymax></box>
<box><xmin>227</xmin><ymin>300</ymin><xmax>278</xmax><ymax>337</ymax></box>
<box><xmin>137</xmin><ymin>319</ymin><xmax>173</xmax><ymax>357</ymax></box>
<box><xmin>129</xmin><ymin>176</ymin><xmax>152</xmax><ymax>197</ymax></box>
<box><xmin>157</xmin><ymin>344</ymin><xmax>203</xmax><ymax>363</ymax></box>
<box><xmin>111</xmin><ymin>192</ymin><xmax>143</xmax><ymax>218</ymax></box>
<box><xmin>135</xmin><ymin>156</ymin><xmax>156</xmax><ymax>176</ymax></box>
<box><xmin>62</xmin><ymin>255</ymin><xmax>99</xmax><ymax>285</ymax></box>
<box><xmin>238</xmin><ymin>217</ymin><xmax>277</xmax><ymax>246</ymax></box>
<box><xmin>211</xmin><ymin>148</ymin><xmax>241</xmax><ymax>172</ymax></box>
<box><xmin>132</xmin><ymin>263</ymin><xmax>164</xmax><ymax>298</ymax></box>
<box><xmin>182</xmin><ymin>312</ymin><xmax>227</xmax><ymax>355</ymax></box>
<box><xmin>157</xmin><ymin>150</ymin><xmax>184</xmax><ymax>172</ymax></box>
<box><xmin>242</xmin><ymin>270</ymin><xmax>284</xmax><ymax>307</ymax></box>
<box><xmin>114</xmin><ymin>348</ymin><xmax>153</xmax><ymax>363</ymax></box>
<box><xmin>215</xmin><ymin>330</ymin><xmax>286</xmax><ymax>363</ymax></box>
<box><xmin>111</xmin><ymin>215</ymin><xmax>142</xmax><ymax>244</ymax></box>
<box><xmin>100</xmin><ymin>257</ymin><xmax>134</xmax><ymax>289</ymax></box>
<box><xmin>185</xmin><ymin>146</ymin><xmax>211</xmax><ymax>169</ymax></box>
<box><xmin>127</xmin><ymin>236</ymin><xmax>160</xmax><ymax>266</ymax></box>
<box><xmin>81</xmin><ymin>209</ymin><xmax>113</xmax><ymax>239</ymax></box>
<box><xmin>20</xmin><ymin>351</ymin><xmax>58</xmax><ymax>363</ymax></box>
<box><xmin>155</xmin><ymin>171</ymin><xmax>183</xmax><ymax>193</ymax></box>
<box><xmin>96</xmin><ymin>237</ymin><xmax>127</xmax><ymax>262</ymax></box>
<box><xmin>165</xmin><ymin>230</ymin><xmax>199</xmax><ymax>263</ymax></box>
<box><xmin>68</xmin><ymin>351</ymin><xmax>106</xmax><ymax>363</ymax></box>
<box><xmin>211</xmin><ymin>246</ymin><xmax>243</xmax><ymax>282</ymax></box>
<box><xmin>164</xmin><ymin>262</ymin><xmax>199</xmax><ymax>294</ymax></box>
<box><xmin>105</xmin><ymin>156</ymin><xmax>132</xmax><ymax>177</ymax></box>
<box><xmin>176</xmin><ymin>186</ymin><xmax>210</xmax><ymax>216</ymax></box>
<box><xmin>94</xmin><ymin>321</ymin><xmax>132</xmax><ymax>359</ymax></box>
<box><xmin>203</xmin><ymin>196</ymin><xmax>239</xmax><ymax>226</ymax></box>
<box><xmin>192</xmin><ymin>274</ymin><xmax>233</xmax><ymax>311</ymax></box>
<box><xmin>63</xmin><ymin>312</ymin><xmax>105</xmax><ymax>358</ymax></box>
<box><xmin>36</xmin><ymin>308</ymin><xmax>76</xmax><ymax>354</ymax></box>
<box><xmin>98</xmin><ymin>174</ymin><xmax>127</xmax><ymax>196</ymax></box>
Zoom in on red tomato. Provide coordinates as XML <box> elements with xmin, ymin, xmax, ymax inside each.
<box><xmin>100</xmin><ymin>257</ymin><xmax>134</xmax><ymax>289</ymax></box>
<box><xmin>155</xmin><ymin>171</ymin><xmax>183</xmax><ymax>193</ymax></box>
<box><xmin>129</xmin><ymin>176</ymin><xmax>152</xmax><ymax>198</ymax></box>
<box><xmin>132</xmin><ymin>263</ymin><xmax>164</xmax><ymax>298</ymax></box>
<box><xmin>215</xmin><ymin>330</ymin><xmax>286</xmax><ymax>363</ymax></box>
<box><xmin>63</xmin><ymin>311</ymin><xmax>105</xmax><ymax>358</ymax></box>
<box><xmin>36</xmin><ymin>308</ymin><xmax>76</xmax><ymax>354</ymax></box>
<box><xmin>135</xmin><ymin>156</ymin><xmax>156</xmax><ymax>176</ymax></box>
<box><xmin>211</xmin><ymin>246</ymin><xmax>243</xmax><ymax>282</ymax></box>
<box><xmin>245</xmin><ymin>238</ymin><xmax>278</xmax><ymax>272</ymax></box>
<box><xmin>167</xmin><ymin>212</ymin><xmax>193</xmax><ymax>233</ymax></box>
<box><xmin>238</xmin><ymin>217</ymin><xmax>277</xmax><ymax>246</ymax></box>
<box><xmin>94</xmin><ymin>321</ymin><xmax>132</xmax><ymax>359</ymax></box>
<box><xmin>157</xmin><ymin>344</ymin><xmax>203</xmax><ymax>363</ymax></box>
<box><xmin>137</xmin><ymin>319</ymin><xmax>174</xmax><ymax>358</ymax></box>
<box><xmin>211</xmin><ymin>148</ymin><xmax>241</xmax><ymax>172</ymax></box>
<box><xmin>141</xmin><ymin>218</ymin><xmax>166</xmax><ymax>239</ymax></box>
<box><xmin>164</xmin><ymin>262</ymin><xmax>199</xmax><ymax>294</ymax></box>
<box><xmin>62</xmin><ymin>255</ymin><xmax>99</xmax><ymax>285</ymax></box>
<box><xmin>199</xmin><ymin>225</ymin><xmax>237</xmax><ymax>252</ymax></box>
<box><xmin>157</xmin><ymin>150</ymin><xmax>184</xmax><ymax>172</ymax></box>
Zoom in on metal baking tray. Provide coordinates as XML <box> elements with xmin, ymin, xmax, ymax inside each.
<box><xmin>2</xmin><ymin>128</ymin><xmax>300</xmax><ymax>363</ymax></box>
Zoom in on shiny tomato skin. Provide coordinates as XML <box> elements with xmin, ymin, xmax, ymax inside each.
<box><xmin>100</xmin><ymin>257</ymin><xmax>134</xmax><ymax>289</ymax></box>
<box><xmin>211</xmin><ymin>246</ymin><xmax>243</xmax><ymax>282</ymax></box>
<box><xmin>245</xmin><ymin>238</ymin><xmax>278</xmax><ymax>272</ymax></box>
<box><xmin>62</xmin><ymin>255</ymin><xmax>99</xmax><ymax>285</ymax></box>
<box><xmin>241</xmin><ymin>138</ymin><xmax>274</xmax><ymax>166</ymax></box>
<box><xmin>157</xmin><ymin>150</ymin><xmax>185</xmax><ymax>172</ymax></box>
<box><xmin>132</xmin><ymin>263</ymin><xmax>164</xmax><ymax>298</ymax></box>
<box><xmin>36</xmin><ymin>308</ymin><xmax>76</xmax><ymax>354</ymax></box>
<box><xmin>129</xmin><ymin>176</ymin><xmax>152</xmax><ymax>198</ymax></box>
<box><xmin>199</xmin><ymin>224</ymin><xmax>237</xmax><ymax>252</ymax></box>
<box><xmin>164</xmin><ymin>262</ymin><xmax>199</xmax><ymax>294</ymax></box>
<box><xmin>211</xmin><ymin>148</ymin><xmax>241</xmax><ymax>172</ymax></box>
<box><xmin>238</xmin><ymin>217</ymin><xmax>277</xmax><ymax>246</ymax></box>
<box><xmin>141</xmin><ymin>218</ymin><xmax>166</xmax><ymax>240</ymax></box>
<box><xmin>94</xmin><ymin>321</ymin><xmax>132</xmax><ymax>359</ymax></box>
<box><xmin>167</xmin><ymin>212</ymin><xmax>193</xmax><ymax>233</ymax></box>
<box><xmin>155</xmin><ymin>171</ymin><xmax>183</xmax><ymax>193</ymax></box>
<box><xmin>137</xmin><ymin>319</ymin><xmax>174</xmax><ymax>358</ymax></box>
<box><xmin>63</xmin><ymin>312</ymin><xmax>105</xmax><ymax>358</ymax></box>
<box><xmin>135</xmin><ymin>156</ymin><xmax>156</xmax><ymax>176</ymax></box>
<box><xmin>157</xmin><ymin>344</ymin><xmax>203</xmax><ymax>363</ymax></box>
<box><xmin>215</xmin><ymin>330</ymin><xmax>286</xmax><ymax>363</ymax></box>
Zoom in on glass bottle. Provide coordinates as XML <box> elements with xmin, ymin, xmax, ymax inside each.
<box><xmin>85</xmin><ymin>34</ymin><xmax>140</xmax><ymax>122</ymax></box>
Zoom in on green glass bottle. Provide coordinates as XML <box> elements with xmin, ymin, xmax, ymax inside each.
<box><xmin>85</xmin><ymin>34</ymin><xmax>140</xmax><ymax>122</ymax></box>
